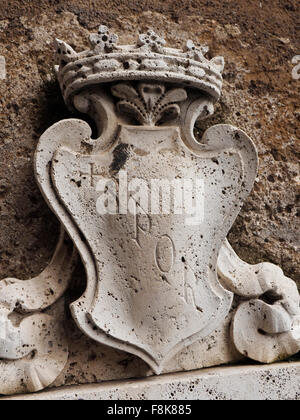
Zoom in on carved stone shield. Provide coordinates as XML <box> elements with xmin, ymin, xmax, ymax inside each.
<box><xmin>33</xmin><ymin>26</ymin><xmax>261</xmax><ymax>374</ymax></box>
<box><xmin>35</xmin><ymin>80</ymin><xmax>258</xmax><ymax>372</ymax></box>
<box><xmin>1</xmin><ymin>26</ymin><xmax>300</xmax><ymax>397</ymax></box>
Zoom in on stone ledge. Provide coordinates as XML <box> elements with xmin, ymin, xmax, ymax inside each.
<box><xmin>2</xmin><ymin>361</ymin><xmax>300</xmax><ymax>400</ymax></box>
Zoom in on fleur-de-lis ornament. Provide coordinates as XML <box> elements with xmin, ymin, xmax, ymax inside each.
<box><xmin>111</xmin><ymin>82</ymin><xmax>187</xmax><ymax>126</ymax></box>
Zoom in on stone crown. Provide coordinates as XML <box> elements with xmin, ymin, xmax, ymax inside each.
<box><xmin>55</xmin><ymin>26</ymin><xmax>225</xmax><ymax>110</ymax></box>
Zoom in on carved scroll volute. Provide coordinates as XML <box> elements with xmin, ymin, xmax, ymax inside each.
<box><xmin>71</xmin><ymin>82</ymin><xmax>190</xmax><ymax>153</ymax></box>
<box><xmin>73</xmin><ymin>88</ymin><xmax>119</xmax><ymax>152</ymax></box>
<box><xmin>0</xmin><ymin>230</ymin><xmax>76</xmax><ymax>395</ymax></box>
<box><xmin>218</xmin><ymin>240</ymin><xmax>300</xmax><ymax>363</ymax></box>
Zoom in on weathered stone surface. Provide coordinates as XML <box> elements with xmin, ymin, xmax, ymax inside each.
<box><xmin>0</xmin><ymin>2</ymin><xmax>298</xmax><ymax>283</ymax></box>
<box><xmin>218</xmin><ymin>239</ymin><xmax>300</xmax><ymax>363</ymax></box>
<box><xmin>0</xmin><ymin>231</ymin><xmax>75</xmax><ymax>395</ymax></box>
<box><xmin>0</xmin><ymin>1</ymin><xmax>299</xmax><ymax>395</ymax></box>
<box><xmin>2</xmin><ymin>362</ymin><xmax>300</xmax><ymax>400</ymax></box>
<box><xmin>37</xmin><ymin>32</ymin><xmax>258</xmax><ymax>377</ymax></box>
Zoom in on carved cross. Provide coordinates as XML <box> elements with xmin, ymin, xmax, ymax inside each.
<box><xmin>80</xmin><ymin>163</ymin><xmax>104</xmax><ymax>187</ymax></box>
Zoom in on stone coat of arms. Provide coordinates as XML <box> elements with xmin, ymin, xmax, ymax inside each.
<box><xmin>0</xmin><ymin>27</ymin><xmax>299</xmax><ymax>395</ymax></box>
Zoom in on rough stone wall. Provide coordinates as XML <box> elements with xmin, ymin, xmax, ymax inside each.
<box><xmin>0</xmin><ymin>0</ymin><xmax>299</xmax><ymax>384</ymax></box>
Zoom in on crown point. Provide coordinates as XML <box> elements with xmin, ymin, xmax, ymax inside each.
<box><xmin>210</xmin><ymin>56</ymin><xmax>225</xmax><ymax>73</ymax></box>
<box><xmin>137</xmin><ymin>30</ymin><xmax>166</xmax><ymax>52</ymax></box>
<box><xmin>55</xmin><ymin>39</ymin><xmax>78</xmax><ymax>67</ymax></box>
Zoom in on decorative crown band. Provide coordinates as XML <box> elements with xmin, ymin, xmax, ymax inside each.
<box><xmin>55</xmin><ymin>26</ymin><xmax>225</xmax><ymax>110</ymax></box>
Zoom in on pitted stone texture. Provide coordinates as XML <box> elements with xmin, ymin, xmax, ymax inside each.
<box><xmin>2</xmin><ymin>362</ymin><xmax>300</xmax><ymax>400</ymax></box>
<box><xmin>0</xmin><ymin>4</ymin><xmax>298</xmax><ymax>287</ymax></box>
<box><xmin>0</xmin><ymin>231</ymin><xmax>75</xmax><ymax>395</ymax></box>
<box><xmin>35</xmin><ymin>87</ymin><xmax>258</xmax><ymax>373</ymax></box>
<box><xmin>0</xmin><ymin>3</ymin><xmax>299</xmax><ymax>394</ymax></box>
<box><xmin>35</xmin><ymin>23</ymin><xmax>299</xmax><ymax>384</ymax></box>
<box><xmin>34</xmin><ymin>49</ymin><xmax>298</xmax><ymax>381</ymax></box>
<box><xmin>49</xmin><ymin>123</ymin><xmax>242</xmax><ymax>373</ymax></box>
<box><xmin>50</xmin><ymin>306</ymin><xmax>241</xmax><ymax>390</ymax></box>
<box><xmin>0</xmin><ymin>310</ymin><xmax>68</xmax><ymax>395</ymax></box>
<box><xmin>218</xmin><ymin>239</ymin><xmax>300</xmax><ymax>363</ymax></box>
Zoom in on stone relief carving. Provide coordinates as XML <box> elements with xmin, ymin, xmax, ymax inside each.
<box><xmin>218</xmin><ymin>240</ymin><xmax>300</xmax><ymax>363</ymax></box>
<box><xmin>0</xmin><ymin>230</ymin><xmax>75</xmax><ymax>394</ymax></box>
<box><xmin>111</xmin><ymin>82</ymin><xmax>187</xmax><ymax>125</ymax></box>
<box><xmin>0</xmin><ymin>26</ymin><xmax>299</xmax><ymax>395</ymax></box>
